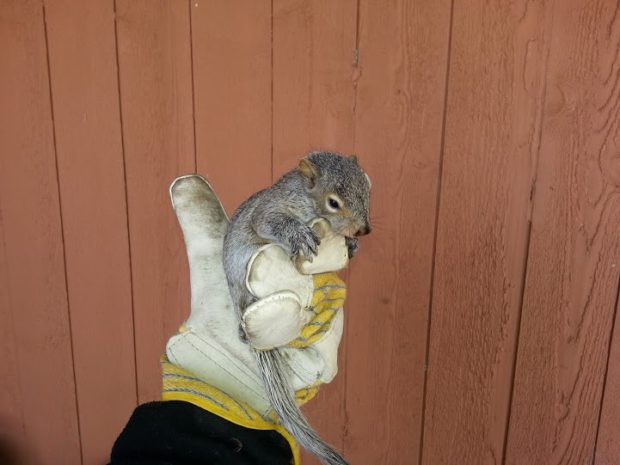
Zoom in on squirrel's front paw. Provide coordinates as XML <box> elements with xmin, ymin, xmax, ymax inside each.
<box><xmin>345</xmin><ymin>236</ymin><xmax>359</xmax><ymax>258</ymax></box>
<box><xmin>289</xmin><ymin>226</ymin><xmax>321</xmax><ymax>260</ymax></box>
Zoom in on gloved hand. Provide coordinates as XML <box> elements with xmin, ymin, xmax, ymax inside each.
<box><xmin>163</xmin><ymin>175</ymin><xmax>348</xmax><ymax>420</ymax></box>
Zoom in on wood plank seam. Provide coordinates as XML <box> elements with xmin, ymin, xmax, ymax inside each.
<box><xmin>417</xmin><ymin>0</ymin><xmax>455</xmax><ymax>463</ymax></box>
<box><xmin>340</xmin><ymin>0</ymin><xmax>359</xmax><ymax>445</ymax></box>
<box><xmin>188</xmin><ymin>0</ymin><xmax>198</xmax><ymax>173</ymax></box>
<box><xmin>350</xmin><ymin>0</ymin><xmax>360</xmax><ymax>145</ymax></box>
<box><xmin>342</xmin><ymin>0</ymin><xmax>361</xmax><ymax>452</ymax></box>
<box><xmin>500</xmin><ymin>6</ymin><xmax>554</xmax><ymax>461</ymax></box>
<box><xmin>499</xmin><ymin>217</ymin><xmax>533</xmax><ymax>465</ymax></box>
<box><xmin>269</xmin><ymin>0</ymin><xmax>274</xmax><ymax>184</ymax></box>
<box><xmin>112</xmin><ymin>0</ymin><xmax>140</xmax><ymax>408</ymax></box>
<box><xmin>592</xmin><ymin>277</ymin><xmax>620</xmax><ymax>465</ymax></box>
<box><xmin>41</xmin><ymin>2</ymin><xmax>84</xmax><ymax>464</ymax></box>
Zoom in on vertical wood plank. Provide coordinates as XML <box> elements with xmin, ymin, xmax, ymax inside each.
<box><xmin>271</xmin><ymin>1</ymin><xmax>357</xmax><ymax>462</ymax></box>
<box><xmin>344</xmin><ymin>1</ymin><xmax>452</xmax><ymax>463</ymax></box>
<box><xmin>42</xmin><ymin>0</ymin><xmax>137</xmax><ymax>462</ymax></box>
<box><xmin>116</xmin><ymin>0</ymin><xmax>196</xmax><ymax>404</ymax></box>
<box><xmin>421</xmin><ymin>1</ymin><xmax>552</xmax><ymax>464</ymax></box>
<box><xmin>272</xmin><ymin>0</ymin><xmax>357</xmax><ymax>175</ymax></box>
<box><xmin>191</xmin><ymin>0</ymin><xmax>272</xmax><ymax>213</ymax></box>
<box><xmin>596</xmin><ymin>293</ymin><xmax>620</xmax><ymax>464</ymax></box>
<box><xmin>0</xmin><ymin>1</ymin><xmax>81</xmax><ymax>464</ymax></box>
<box><xmin>506</xmin><ymin>1</ymin><xmax>620</xmax><ymax>463</ymax></box>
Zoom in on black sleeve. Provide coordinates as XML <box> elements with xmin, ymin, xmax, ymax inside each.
<box><xmin>109</xmin><ymin>401</ymin><xmax>294</xmax><ymax>465</ymax></box>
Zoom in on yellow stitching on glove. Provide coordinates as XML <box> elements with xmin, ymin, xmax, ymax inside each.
<box><xmin>287</xmin><ymin>273</ymin><xmax>346</xmax><ymax>349</ymax></box>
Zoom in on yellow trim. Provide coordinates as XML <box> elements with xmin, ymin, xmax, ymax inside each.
<box><xmin>288</xmin><ymin>273</ymin><xmax>346</xmax><ymax>349</ymax></box>
<box><xmin>161</xmin><ymin>356</ymin><xmax>300</xmax><ymax>464</ymax></box>
<box><xmin>163</xmin><ymin>390</ymin><xmax>300</xmax><ymax>464</ymax></box>
<box><xmin>162</xmin><ymin>391</ymin><xmax>300</xmax><ymax>464</ymax></box>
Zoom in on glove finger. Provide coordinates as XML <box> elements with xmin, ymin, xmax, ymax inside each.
<box><xmin>170</xmin><ymin>174</ymin><xmax>229</xmax><ymax>248</ymax></box>
<box><xmin>169</xmin><ymin>175</ymin><xmax>233</xmax><ymax>319</ymax></box>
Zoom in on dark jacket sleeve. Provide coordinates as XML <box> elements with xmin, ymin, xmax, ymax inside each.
<box><xmin>109</xmin><ymin>401</ymin><xmax>294</xmax><ymax>465</ymax></box>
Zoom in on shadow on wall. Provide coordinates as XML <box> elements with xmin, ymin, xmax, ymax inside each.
<box><xmin>0</xmin><ymin>416</ymin><xmax>37</xmax><ymax>465</ymax></box>
<box><xmin>0</xmin><ymin>439</ymin><xmax>21</xmax><ymax>465</ymax></box>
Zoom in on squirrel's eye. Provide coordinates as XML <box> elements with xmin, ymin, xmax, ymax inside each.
<box><xmin>328</xmin><ymin>197</ymin><xmax>341</xmax><ymax>210</ymax></box>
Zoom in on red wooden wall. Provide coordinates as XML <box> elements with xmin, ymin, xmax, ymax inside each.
<box><xmin>1</xmin><ymin>1</ymin><xmax>619</xmax><ymax>464</ymax></box>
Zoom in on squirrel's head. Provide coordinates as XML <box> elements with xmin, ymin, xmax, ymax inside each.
<box><xmin>297</xmin><ymin>151</ymin><xmax>371</xmax><ymax>238</ymax></box>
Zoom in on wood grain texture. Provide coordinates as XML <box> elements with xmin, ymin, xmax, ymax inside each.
<box><xmin>421</xmin><ymin>2</ymin><xmax>552</xmax><ymax>464</ymax></box>
<box><xmin>597</xmin><ymin>293</ymin><xmax>620</xmax><ymax>465</ymax></box>
<box><xmin>271</xmin><ymin>1</ymin><xmax>357</xmax><ymax>462</ymax></box>
<box><xmin>191</xmin><ymin>0</ymin><xmax>272</xmax><ymax>214</ymax></box>
<box><xmin>272</xmin><ymin>0</ymin><xmax>357</xmax><ymax>175</ymax></box>
<box><xmin>116</xmin><ymin>0</ymin><xmax>196</xmax><ymax>404</ymax></box>
<box><xmin>0</xmin><ymin>1</ymin><xmax>81</xmax><ymax>464</ymax></box>
<box><xmin>344</xmin><ymin>1</ymin><xmax>451</xmax><ymax>463</ymax></box>
<box><xmin>3</xmin><ymin>2</ymin><xmax>620</xmax><ymax>464</ymax></box>
<box><xmin>505</xmin><ymin>1</ymin><xmax>620</xmax><ymax>464</ymax></box>
<box><xmin>42</xmin><ymin>1</ymin><xmax>138</xmax><ymax>462</ymax></box>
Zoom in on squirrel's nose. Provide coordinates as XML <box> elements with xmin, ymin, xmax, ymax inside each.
<box><xmin>356</xmin><ymin>224</ymin><xmax>371</xmax><ymax>236</ymax></box>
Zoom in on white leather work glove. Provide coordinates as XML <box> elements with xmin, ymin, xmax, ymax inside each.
<box><xmin>164</xmin><ymin>175</ymin><xmax>348</xmax><ymax>418</ymax></box>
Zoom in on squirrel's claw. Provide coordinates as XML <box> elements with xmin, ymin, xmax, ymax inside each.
<box><xmin>290</xmin><ymin>226</ymin><xmax>321</xmax><ymax>259</ymax></box>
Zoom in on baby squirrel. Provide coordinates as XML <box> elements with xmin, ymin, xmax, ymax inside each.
<box><xmin>223</xmin><ymin>151</ymin><xmax>371</xmax><ymax>465</ymax></box>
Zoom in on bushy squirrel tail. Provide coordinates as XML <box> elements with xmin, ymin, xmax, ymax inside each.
<box><xmin>254</xmin><ymin>349</ymin><xmax>349</xmax><ymax>465</ymax></box>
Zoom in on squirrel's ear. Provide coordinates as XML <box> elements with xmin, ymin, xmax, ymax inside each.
<box><xmin>349</xmin><ymin>154</ymin><xmax>359</xmax><ymax>164</ymax></box>
<box><xmin>298</xmin><ymin>159</ymin><xmax>320</xmax><ymax>187</ymax></box>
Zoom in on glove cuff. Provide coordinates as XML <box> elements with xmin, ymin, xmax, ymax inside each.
<box><xmin>160</xmin><ymin>355</ymin><xmax>303</xmax><ymax>465</ymax></box>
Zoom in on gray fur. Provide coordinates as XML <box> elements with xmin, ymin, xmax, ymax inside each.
<box><xmin>223</xmin><ymin>151</ymin><xmax>371</xmax><ymax>465</ymax></box>
<box><xmin>255</xmin><ymin>350</ymin><xmax>348</xmax><ymax>465</ymax></box>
